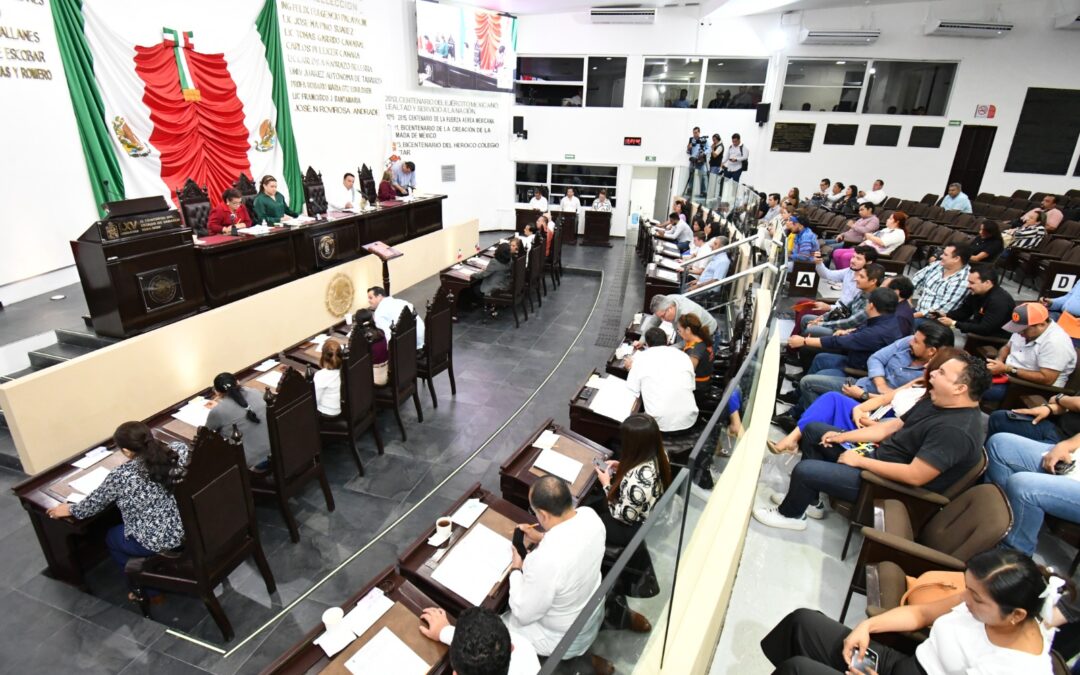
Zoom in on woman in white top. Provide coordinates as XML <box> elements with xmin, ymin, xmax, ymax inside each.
<box><xmin>527</xmin><ymin>187</ymin><xmax>549</xmax><ymax>211</ymax></box>
<box><xmin>313</xmin><ymin>338</ymin><xmax>343</xmax><ymax>416</ymax></box>
<box><xmin>560</xmin><ymin>187</ymin><xmax>580</xmax><ymax>213</ymax></box>
<box><xmin>762</xmin><ymin>547</ymin><xmax>1062</xmax><ymax>675</ymax></box>
<box><xmin>864</xmin><ymin>210</ymin><xmax>909</xmax><ymax>257</ymax></box>
<box><xmin>593</xmin><ymin>188</ymin><xmax>613</xmax><ymax>212</ymax></box>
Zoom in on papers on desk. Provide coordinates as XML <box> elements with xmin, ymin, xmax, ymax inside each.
<box><xmin>309</xmin><ymin>333</ymin><xmax>331</xmax><ymax>352</ymax></box>
<box><xmin>69</xmin><ymin>466</ymin><xmax>110</xmax><ymax>496</ymax></box>
<box><xmin>655</xmin><ymin>269</ymin><xmax>680</xmax><ymax>283</ymax></box>
<box><xmin>255</xmin><ymin>370</ymin><xmax>283</xmax><ymax>388</ymax></box>
<box><xmin>314</xmin><ymin>624</ymin><xmax>354</xmax><ymax>657</ymax></box>
<box><xmin>431</xmin><ymin>524</ymin><xmax>512</xmax><ymax>606</ymax></box>
<box><xmin>253</xmin><ymin>359</ymin><xmax>279</xmax><ymax>372</ymax></box>
<box><xmin>73</xmin><ymin>446</ymin><xmax>111</xmax><ymax>469</ymax></box>
<box><xmin>614</xmin><ymin>343</ymin><xmax>634</xmax><ymax>360</ymax></box>
<box><xmin>451</xmin><ymin>264</ymin><xmax>478</xmax><ymax>277</ymax></box>
<box><xmin>172</xmin><ymin>397</ymin><xmax>213</xmax><ymax>428</ymax></box>
<box><xmin>344</xmin><ymin>627</ymin><xmax>429</xmax><ymax>675</ymax></box>
<box><xmin>343</xmin><ymin>588</ymin><xmax>395</xmax><ymax>639</ymax></box>
<box><xmin>659</xmin><ymin>321</ymin><xmax>675</xmax><ymax>341</ymax></box>
<box><xmin>66</xmin><ymin>492</ymin><xmax>87</xmax><ymax>505</ymax></box>
<box><xmin>659</xmin><ymin>257</ymin><xmax>682</xmax><ymax>271</ymax></box>
<box><xmin>584</xmin><ymin>374</ymin><xmax>604</xmax><ymax>389</ymax></box>
<box><xmin>290</xmin><ymin>215</ymin><xmax>317</xmax><ymax>226</ymax></box>
<box><xmin>587</xmin><ymin>377</ymin><xmax>637</xmax><ymax>422</ymax></box>
<box><xmin>450</xmin><ymin>498</ymin><xmax>488</xmax><ymax>529</ymax></box>
<box><xmin>533</xmin><ymin>448</ymin><xmax>583</xmax><ymax>484</ymax></box>
<box><xmin>532</xmin><ymin>429</ymin><xmax>560</xmax><ymax>450</ymax></box>
<box><xmin>633</xmin><ymin>312</ymin><xmax>643</xmax><ymax>325</ymax></box>
<box><xmin>238</xmin><ymin>224</ymin><xmax>272</xmax><ymax>235</ymax></box>
<box><xmin>469</xmin><ymin>256</ymin><xmax>491</xmax><ymax>269</ymax></box>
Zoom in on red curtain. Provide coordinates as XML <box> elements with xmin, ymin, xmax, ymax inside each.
<box><xmin>134</xmin><ymin>43</ymin><xmax>252</xmax><ymax>206</ymax></box>
<box><xmin>474</xmin><ymin>12</ymin><xmax>501</xmax><ymax>71</ymax></box>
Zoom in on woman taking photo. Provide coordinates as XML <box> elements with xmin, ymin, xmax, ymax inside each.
<box><xmin>314</xmin><ymin>338</ymin><xmax>343</xmax><ymax>417</ymax></box>
<box><xmin>761</xmin><ymin>548</ymin><xmax>1064</xmax><ymax>674</ymax></box>
<box><xmin>206</xmin><ymin>372</ymin><xmax>270</xmax><ymax>470</ymax></box>
<box><xmin>252</xmin><ymin>174</ymin><xmax>299</xmax><ymax>225</ymax></box>
<box><xmin>47</xmin><ymin>421</ymin><xmax>188</xmax><ymax>602</ymax></box>
<box><xmin>676</xmin><ymin>314</ymin><xmax>714</xmax><ymax>406</ymax></box>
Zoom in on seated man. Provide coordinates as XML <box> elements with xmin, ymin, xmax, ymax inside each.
<box><xmin>1020</xmin><ymin>194</ymin><xmax>1065</xmax><ymax>233</ymax></box>
<box><xmin>419</xmin><ymin>605</ymin><xmax>540</xmax><ymax>675</ymax></box>
<box><xmin>803</xmin><ymin>264</ymin><xmax>886</xmax><ymax>338</ymax></box>
<box><xmin>828</xmin><ymin>202</ymin><xmax>879</xmax><ymax>261</ymax></box>
<box><xmin>625</xmin><ymin>328</ymin><xmax>699</xmax><ymax>436</ymax></box>
<box><xmin>911</xmin><ymin>243</ymin><xmax>971</xmax><ymax>322</ymax></box>
<box><xmin>940</xmin><ymin>182</ymin><xmax>972</xmax><ymax>214</ymax></box>
<box><xmin>846</xmin><ymin>320</ymin><xmax>954</xmax><ymax>398</ymax></box>
<box><xmin>756</xmin><ymin>353</ymin><xmax>989</xmax><ymax>530</ymax></box>
<box><xmin>939</xmin><ymin>265</ymin><xmax>1014</xmax><ymax>340</ymax></box>
<box><xmin>987</xmin><ymin>392</ymin><xmax>1080</xmax><ymax>444</ymax></box>
<box><xmin>856</xmin><ymin>179</ymin><xmax>886</xmax><ymax>206</ymax></box>
<box><xmin>656</xmin><ymin>212</ymin><xmax>693</xmax><ymax>252</ymax></box>
<box><xmin>984</xmin><ymin>302</ymin><xmax>1077</xmax><ymax>402</ymax></box>
<box><xmin>509</xmin><ymin>476</ymin><xmax>605</xmax><ymax>658</ymax></box>
<box><xmin>1044</xmin><ymin>281</ymin><xmax>1080</xmax><ymax>347</ymax></box>
<box><xmin>687</xmin><ymin>237</ymin><xmax>730</xmax><ymax>289</ymax></box>
<box><xmin>638</xmin><ymin>293</ymin><xmax>718</xmax><ymax>349</ymax></box>
<box><xmin>793</xmin><ymin>245</ymin><xmax>879</xmax><ymax>334</ymax></box>
<box><xmin>687</xmin><ymin>230</ymin><xmax>708</xmax><ymax>259</ymax></box>
<box><xmin>885</xmin><ymin>275</ymin><xmax>916</xmax><ymax>336</ymax></box>
<box><xmin>784</xmin><ymin>212</ymin><xmax>819</xmax><ymax>272</ymax></box>
<box><xmin>367</xmin><ymin>285</ymin><xmax>426</xmax><ymax>348</ymax></box>
<box><xmin>760</xmin><ymin>192</ymin><xmax>781</xmax><ymax>224</ymax></box>
<box><xmin>775</xmin><ymin>288</ymin><xmax>901</xmax><ymax>429</ymax></box>
<box><xmin>329</xmin><ymin>172</ymin><xmax>359</xmax><ymax>211</ymax></box>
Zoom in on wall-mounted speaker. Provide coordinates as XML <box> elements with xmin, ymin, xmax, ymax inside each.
<box><xmin>755</xmin><ymin>103</ymin><xmax>771</xmax><ymax>125</ymax></box>
<box><xmin>513</xmin><ymin>115</ymin><xmax>524</xmax><ymax>134</ymax></box>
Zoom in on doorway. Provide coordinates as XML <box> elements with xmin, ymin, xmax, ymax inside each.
<box><xmin>946</xmin><ymin>125</ymin><xmax>997</xmax><ymax>198</ymax></box>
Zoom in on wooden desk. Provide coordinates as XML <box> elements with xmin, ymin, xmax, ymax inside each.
<box><xmin>291</xmin><ymin>215</ymin><xmax>362</xmax><ymax>275</ymax></box>
<box><xmin>398</xmin><ymin>483</ymin><xmax>534</xmax><ymax>614</ymax></box>
<box><xmin>568</xmin><ymin>370</ymin><xmax>642</xmax><ymax>448</ymax></box>
<box><xmin>196</xmin><ymin>228</ymin><xmax>299</xmax><ymax>307</ymax></box>
<box><xmin>604</xmin><ymin>345</ymin><xmax>631</xmax><ymax>380</ymax></box>
<box><xmin>438</xmin><ymin>256</ymin><xmax>489</xmax><ymax>318</ymax></box>
<box><xmin>498</xmin><ymin>418</ymin><xmax>612</xmax><ymax>512</ymax></box>
<box><xmin>643</xmin><ymin>263</ymin><xmax>681</xmax><ymax>314</ymax></box>
<box><xmin>259</xmin><ymin>565</ymin><xmax>450</xmax><ymax>675</ymax></box>
<box><xmin>581</xmin><ymin>211</ymin><xmax>612</xmax><ymax>247</ymax></box>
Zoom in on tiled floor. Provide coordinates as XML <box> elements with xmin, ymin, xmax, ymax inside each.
<box><xmin>0</xmin><ymin>234</ymin><xmax>647</xmax><ymax>674</ymax></box>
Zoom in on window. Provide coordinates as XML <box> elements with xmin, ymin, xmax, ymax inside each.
<box><xmin>862</xmin><ymin>61</ymin><xmax>956</xmax><ymax>116</ymax></box>
<box><xmin>823</xmin><ymin>124</ymin><xmax>858</xmax><ymax>145</ymax></box>
<box><xmin>515</xmin><ymin>56</ymin><xmax>626</xmax><ymax>107</ymax></box>
<box><xmin>641</xmin><ymin>57</ymin><xmax>704</xmax><ymax>108</ymax></box>
<box><xmin>909</xmin><ymin>126</ymin><xmax>944</xmax><ymax>148</ymax></box>
<box><xmin>781</xmin><ymin>60</ymin><xmax>867</xmax><ymax>112</ymax></box>
<box><xmin>514</xmin><ymin>163</ymin><xmax>618</xmax><ymax>207</ymax></box>
<box><xmin>866</xmin><ymin>125</ymin><xmax>901</xmax><ymax>147</ymax></box>
<box><xmin>702</xmin><ymin>59</ymin><xmax>768</xmax><ymax>109</ymax></box>
<box><xmin>770</xmin><ymin>123</ymin><xmax>816</xmax><ymax>152</ymax></box>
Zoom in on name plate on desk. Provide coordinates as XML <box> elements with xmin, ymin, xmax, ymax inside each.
<box><xmin>136</xmin><ymin>264</ymin><xmax>186</xmax><ymax>312</ymax></box>
<box><xmin>97</xmin><ymin>212</ymin><xmax>183</xmax><ymax>241</ymax></box>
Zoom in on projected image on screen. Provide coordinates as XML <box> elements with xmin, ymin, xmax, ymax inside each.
<box><xmin>416</xmin><ymin>1</ymin><xmax>517</xmax><ymax>93</ymax></box>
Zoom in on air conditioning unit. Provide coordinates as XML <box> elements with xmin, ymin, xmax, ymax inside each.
<box><xmin>799</xmin><ymin>29</ymin><xmax>881</xmax><ymax>45</ymax></box>
<box><xmin>924</xmin><ymin>19</ymin><xmax>1013</xmax><ymax>37</ymax></box>
<box><xmin>1053</xmin><ymin>13</ymin><xmax>1080</xmax><ymax>30</ymax></box>
<box><xmin>590</xmin><ymin>7</ymin><xmax>656</xmax><ymax>24</ymax></box>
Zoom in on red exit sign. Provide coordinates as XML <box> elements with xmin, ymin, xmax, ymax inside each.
<box><xmin>623</xmin><ymin>136</ymin><xmax>642</xmax><ymax>146</ymax></box>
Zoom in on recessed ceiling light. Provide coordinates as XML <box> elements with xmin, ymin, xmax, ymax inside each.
<box><xmin>605</xmin><ymin>57</ymin><xmax>612</xmax><ymax>61</ymax></box>
<box><xmin>836</xmin><ymin>60</ymin><xmax>846</xmax><ymax>65</ymax></box>
<box><xmin>592</xmin><ymin>66</ymin><xmax>597</xmax><ymax>70</ymax></box>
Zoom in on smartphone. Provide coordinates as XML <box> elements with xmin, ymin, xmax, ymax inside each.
<box><xmin>850</xmin><ymin>647</ymin><xmax>879</xmax><ymax>674</ymax></box>
<box><xmin>592</xmin><ymin>457</ymin><xmax>609</xmax><ymax>473</ymax></box>
<box><xmin>512</xmin><ymin>528</ymin><xmax>528</xmax><ymax>559</ymax></box>
<box><xmin>1005</xmin><ymin>411</ymin><xmax>1032</xmax><ymax>421</ymax></box>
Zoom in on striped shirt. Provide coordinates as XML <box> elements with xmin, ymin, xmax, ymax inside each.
<box><xmin>911</xmin><ymin>262</ymin><xmax>970</xmax><ymax>314</ymax></box>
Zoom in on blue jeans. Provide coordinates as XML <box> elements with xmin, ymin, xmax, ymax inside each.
<box><xmin>685</xmin><ymin>164</ymin><xmax>707</xmax><ymax>197</ymax></box>
<box><xmin>804</xmin><ymin>325</ymin><xmax>834</xmax><ymax>338</ymax></box>
<box><xmin>778</xmin><ymin>423</ymin><xmax>863</xmax><ymax>517</ymax></box>
<box><xmin>723</xmin><ymin>168</ymin><xmax>744</xmax><ymax>184</ymax></box>
<box><xmin>676</xmin><ymin>240</ymin><xmax>690</xmax><ymax>253</ymax></box>
<box><xmin>106</xmin><ymin>524</ymin><xmax>157</xmax><ymax>592</ymax></box>
<box><xmin>983</xmin><ymin>383</ymin><xmax>1007</xmax><ymax>402</ymax></box>
<box><xmin>986</xmin><ymin>410</ymin><xmax>1063</xmax><ymax>443</ymax></box>
<box><xmin>986</xmin><ymin>433</ymin><xmax>1080</xmax><ymax>555</ymax></box>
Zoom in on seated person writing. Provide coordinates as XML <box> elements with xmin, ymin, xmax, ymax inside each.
<box><xmin>938</xmin><ymin>265</ymin><xmax>1014</xmax><ymax>340</ymax></box>
<box><xmin>46</xmin><ymin>421</ymin><xmax>188</xmax><ymax>603</ymax></box>
<box><xmin>418</xmin><ymin>606</ymin><xmax>540</xmax><ymax>674</ymax></box>
<box><xmin>313</xmin><ymin>338</ymin><xmax>343</xmax><ymax>416</ymax></box>
<box><xmin>983</xmin><ymin>302</ymin><xmax>1077</xmax><ymax>402</ymax></box>
<box><xmin>757</xmin><ymin>352</ymin><xmax>988</xmax><ymax>530</ymax></box>
<box><xmin>656</xmin><ymin>212</ymin><xmax>694</xmax><ymax>252</ymax></box>
<box><xmin>207</xmin><ymin>188</ymin><xmax>252</xmax><ymax>235</ymax></box>
<box><xmin>762</xmin><ymin>548</ymin><xmax>1062</xmax><ymax>675</ymax></box>
<box><xmin>251</xmin><ymin>174</ymin><xmax>298</xmax><ymax>225</ymax></box>
<box><xmin>206</xmin><ymin>372</ymin><xmax>270</xmax><ymax>471</ymax></box>
<box><xmin>377</xmin><ymin>170</ymin><xmax>396</xmax><ymax>202</ymax></box>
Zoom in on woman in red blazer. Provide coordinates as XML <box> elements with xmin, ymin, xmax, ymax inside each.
<box><xmin>207</xmin><ymin>188</ymin><xmax>253</xmax><ymax>235</ymax></box>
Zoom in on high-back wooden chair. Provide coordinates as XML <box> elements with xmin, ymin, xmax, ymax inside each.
<box><xmin>176</xmin><ymin>179</ymin><xmax>211</xmax><ymax>236</ymax></box>
<box><xmin>233</xmin><ymin>173</ymin><xmax>258</xmax><ymax>217</ymax></box>
<box><xmin>375</xmin><ymin>307</ymin><xmax>423</xmax><ymax>440</ymax></box>
<box><xmin>526</xmin><ymin>234</ymin><xmax>546</xmax><ymax>311</ymax></box>
<box><xmin>488</xmin><ymin>253</ymin><xmax>529</xmax><ymax>328</ymax></box>
<box><xmin>252</xmin><ymin>367</ymin><xmax>334</xmax><ymax>543</ymax></box>
<box><xmin>418</xmin><ymin>287</ymin><xmax>456</xmax><ymax>409</ymax></box>
<box><xmin>318</xmin><ymin>325</ymin><xmax>384</xmax><ymax>476</ymax></box>
<box><xmin>125</xmin><ymin>427</ymin><xmax>276</xmax><ymax>641</ymax></box>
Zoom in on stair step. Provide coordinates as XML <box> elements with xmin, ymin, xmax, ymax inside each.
<box><xmin>55</xmin><ymin>325</ymin><xmax>118</xmax><ymax>350</ymax></box>
<box><xmin>27</xmin><ymin>342</ymin><xmax>95</xmax><ymax>370</ymax></box>
<box><xmin>0</xmin><ymin>366</ymin><xmax>38</xmax><ymax>383</ymax></box>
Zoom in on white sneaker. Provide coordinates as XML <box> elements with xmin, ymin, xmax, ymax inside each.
<box><xmin>752</xmin><ymin>505</ymin><xmax>807</xmax><ymax>531</ymax></box>
<box><xmin>770</xmin><ymin>493</ymin><xmax>826</xmax><ymax>520</ymax></box>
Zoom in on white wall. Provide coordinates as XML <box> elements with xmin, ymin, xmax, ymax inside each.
<box><xmin>512</xmin><ymin>0</ymin><xmax>1080</xmax><ymax>207</ymax></box>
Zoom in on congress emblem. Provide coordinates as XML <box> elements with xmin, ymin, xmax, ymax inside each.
<box><xmin>317</xmin><ymin>234</ymin><xmax>337</xmax><ymax>261</ymax></box>
<box><xmin>325</xmin><ymin>273</ymin><xmax>354</xmax><ymax>317</ymax></box>
<box><xmin>136</xmin><ymin>265</ymin><xmax>185</xmax><ymax>312</ymax></box>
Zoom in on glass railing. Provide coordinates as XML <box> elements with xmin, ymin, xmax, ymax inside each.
<box><xmin>540</xmin><ymin>181</ymin><xmax>784</xmax><ymax>672</ymax></box>
<box><xmin>674</xmin><ymin>168</ymin><xmax>762</xmax><ymax>240</ymax></box>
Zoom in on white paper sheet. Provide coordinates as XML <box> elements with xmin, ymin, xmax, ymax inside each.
<box><xmin>69</xmin><ymin>466</ymin><xmax>110</xmax><ymax>496</ymax></box>
<box><xmin>584</xmin><ymin>374</ymin><xmax>604</xmax><ymax>389</ymax></box>
<box><xmin>314</xmin><ymin>624</ymin><xmax>355</xmax><ymax>657</ymax></box>
<box><xmin>614</xmin><ymin>343</ymin><xmax>634</xmax><ymax>360</ymax></box>
<box><xmin>450</xmin><ymin>498</ymin><xmax>488</xmax><ymax>529</ymax></box>
<box><xmin>342</xmin><ymin>588</ymin><xmax>394</xmax><ymax>638</ymax></box>
<box><xmin>72</xmin><ymin>446</ymin><xmax>111</xmax><ymax>469</ymax></box>
<box><xmin>430</xmin><ymin>524</ymin><xmax>512</xmax><ymax>606</ymax></box>
<box><xmin>533</xmin><ymin>448</ymin><xmax>583</xmax><ymax>484</ymax></box>
<box><xmin>66</xmin><ymin>493</ymin><xmax>86</xmax><ymax>504</ymax></box>
<box><xmin>633</xmin><ymin>312</ymin><xmax>643</xmax><ymax>324</ymax></box>
<box><xmin>253</xmin><ymin>359</ymin><xmax>279</xmax><ymax>372</ymax></box>
<box><xmin>655</xmin><ymin>269</ymin><xmax>679</xmax><ymax>282</ymax></box>
<box><xmin>659</xmin><ymin>321</ymin><xmax>675</xmax><ymax>341</ymax></box>
<box><xmin>256</xmin><ymin>370</ymin><xmax>283</xmax><ymax>388</ymax></box>
<box><xmin>588</xmin><ymin>377</ymin><xmax>637</xmax><ymax>422</ymax></box>
<box><xmin>532</xmin><ymin>429</ymin><xmax>560</xmax><ymax>450</ymax></box>
<box><xmin>172</xmin><ymin>400</ymin><xmax>212</xmax><ymax>428</ymax></box>
<box><xmin>344</xmin><ymin>627</ymin><xmax>429</xmax><ymax>675</ymax></box>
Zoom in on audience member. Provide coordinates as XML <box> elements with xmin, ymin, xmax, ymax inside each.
<box><xmin>625</xmin><ymin>328</ymin><xmax>699</xmax><ymax>435</ymax></box>
<box><xmin>970</xmin><ymin>220</ymin><xmax>1005</xmax><ymax>263</ymax></box>
<box><xmin>787</xmin><ymin>187</ymin><xmax>801</xmax><ymax>205</ymax></box>
<box><xmin>860</xmin><ymin>210</ymin><xmax>907</xmax><ymax>258</ymax></box>
<box><xmin>418</xmin><ymin>605</ymin><xmax>540</xmax><ymax>675</ymax></box>
<box><xmin>832</xmin><ymin>184</ymin><xmax>860</xmax><ymax>217</ymax></box>
<box><xmin>940</xmin><ymin>182</ymin><xmax>973</xmax><ymax>213</ymax></box>
<box><xmin>1003</xmin><ymin>209</ymin><xmax>1048</xmax><ymax>254</ymax></box>
<box><xmin>983</xmin><ymin>302</ymin><xmax>1077</xmax><ymax>401</ymax></box>
<box><xmin>1044</xmin><ymin>281</ymin><xmax>1080</xmax><ymax>346</ymax></box>
<box><xmin>1024</xmin><ymin>194</ymin><xmax>1065</xmax><ymax>233</ymax></box>
<box><xmin>761</xmin><ymin>193</ymin><xmax>781</xmax><ymax>223</ymax></box>
<box><xmin>313</xmin><ymin>338</ymin><xmax>343</xmax><ymax>417</ymax></box>
<box><xmin>885</xmin><ymin>275</ymin><xmax>916</xmax><ymax>336</ymax></box>
<box><xmin>784</xmin><ymin>212</ymin><xmax>819</xmax><ymax>272</ymax></box>
<box><xmin>368</xmin><ymin>286</ymin><xmax>426</xmax><ymax>348</ymax></box>
<box><xmin>825</xmin><ymin>181</ymin><xmax>845</xmax><ymax>207</ymax></box>
<box><xmin>638</xmin><ymin>294</ymin><xmax>718</xmax><ymax>348</ymax></box>
<box><xmin>797</xmin><ymin>246</ymin><xmax>878</xmax><ymax>333</ymax></box>
<box><xmin>857</xmin><ymin>179</ymin><xmax>887</xmax><ymax>206</ymax></box>
<box><xmin>802</xmin><ymin>264</ymin><xmax>886</xmax><ymax>338</ymax></box>
<box><xmin>206</xmin><ymin>372</ymin><xmax>269</xmax><ymax>470</ymax></box>
<box><xmin>911</xmin><ymin>243</ymin><xmax>971</xmax><ymax>320</ymax></box>
<box><xmin>939</xmin><ymin>265</ymin><xmax>1014</xmax><ymax>340</ymax></box>
<box><xmin>722</xmin><ymin>133</ymin><xmax>748</xmax><ymax>183</ymax></box>
<box><xmin>851</xmin><ymin>320</ymin><xmax>955</xmax><ymax>396</ymax></box>
<box><xmin>987</xmin><ymin>392</ymin><xmax>1080</xmax><ymax>444</ymax></box>
<box><xmin>828</xmin><ymin>203</ymin><xmax>880</xmax><ymax>265</ymax></box>
<box><xmin>808</xmin><ymin>178</ymin><xmax>831</xmax><ymax>206</ymax></box>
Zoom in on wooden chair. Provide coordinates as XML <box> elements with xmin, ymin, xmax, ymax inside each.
<box><xmin>375</xmin><ymin>307</ymin><xmax>423</xmax><ymax>441</ymax></box>
<box><xmin>176</xmin><ymin>179</ymin><xmax>211</xmax><ymax>236</ymax></box>
<box><xmin>919</xmin><ymin>193</ymin><xmax>939</xmax><ymax>205</ymax></box>
<box><xmin>251</xmin><ymin>367</ymin><xmax>334</xmax><ymax>543</ymax></box>
<box><xmin>418</xmin><ymin>287</ymin><xmax>456</xmax><ymax>408</ymax></box>
<box><xmin>488</xmin><ymin>253</ymin><xmax>529</xmax><ymax>328</ymax></box>
<box><xmin>301</xmin><ymin>166</ymin><xmax>328</xmax><ymax>218</ymax></box>
<box><xmin>318</xmin><ymin>326</ymin><xmax>384</xmax><ymax>476</ymax></box>
<box><xmin>879</xmin><ymin>244</ymin><xmax>915</xmax><ymax>277</ymax></box>
<box><xmin>545</xmin><ymin>224</ymin><xmax>563</xmax><ymax>287</ymax></box>
<box><xmin>1011</xmin><ymin>189</ymin><xmax>1032</xmax><ymax>200</ymax></box>
<box><xmin>526</xmin><ymin>235</ymin><xmax>546</xmax><ymax>312</ymax></box>
<box><xmin>125</xmin><ymin>427</ymin><xmax>276</xmax><ymax>641</ymax></box>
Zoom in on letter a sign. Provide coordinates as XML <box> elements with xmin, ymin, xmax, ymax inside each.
<box><xmin>1052</xmin><ymin>274</ymin><xmax>1078</xmax><ymax>293</ymax></box>
<box><xmin>796</xmin><ymin>271</ymin><xmax>817</xmax><ymax>288</ymax></box>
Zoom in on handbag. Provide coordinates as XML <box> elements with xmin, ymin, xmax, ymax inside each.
<box><xmin>900</xmin><ymin>571</ymin><xmax>966</xmax><ymax>606</ymax></box>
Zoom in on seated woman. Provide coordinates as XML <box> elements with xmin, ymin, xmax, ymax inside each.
<box><xmin>768</xmin><ymin>347</ymin><xmax>963</xmax><ymax>455</ymax></box>
<box><xmin>206</xmin><ymin>372</ymin><xmax>270</xmax><ymax>470</ymax></box>
<box><xmin>377</xmin><ymin>169</ymin><xmax>396</xmax><ymax>202</ymax></box>
<box><xmin>832</xmin><ymin>184</ymin><xmax>860</xmax><ymax>218</ymax></box>
<box><xmin>1002</xmin><ymin>210</ymin><xmax>1048</xmax><ymax>259</ymax></box>
<box><xmin>970</xmin><ymin>220</ymin><xmax>1006</xmax><ymax>264</ymax></box>
<box><xmin>251</xmin><ymin>174</ymin><xmax>299</xmax><ymax>225</ymax></box>
<box><xmin>677</xmin><ymin>314</ymin><xmax>714</xmax><ymax>406</ymax></box>
<box><xmin>469</xmin><ymin>242</ymin><xmax>513</xmax><ymax>318</ymax></box>
<box><xmin>46</xmin><ymin>421</ymin><xmax>188</xmax><ymax>602</ymax></box>
<box><xmin>313</xmin><ymin>338</ymin><xmax>343</xmax><ymax>416</ymax></box>
<box><xmin>207</xmin><ymin>188</ymin><xmax>252</xmax><ymax>235</ymax></box>
<box><xmin>353</xmin><ymin>309</ymin><xmax>389</xmax><ymax>385</ymax></box>
<box><xmin>835</xmin><ymin>210</ymin><xmax>906</xmax><ymax>270</ymax></box>
<box><xmin>761</xmin><ymin>548</ymin><xmax>1063</xmax><ymax>675</ymax></box>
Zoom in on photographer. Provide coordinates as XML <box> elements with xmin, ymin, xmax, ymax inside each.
<box><xmin>685</xmin><ymin>127</ymin><xmax>709</xmax><ymax>198</ymax></box>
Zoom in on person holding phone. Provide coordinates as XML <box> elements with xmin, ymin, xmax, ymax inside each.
<box><xmin>760</xmin><ymin>548</ymin><xmax>1062</xmax><ymax>674</ymax></box>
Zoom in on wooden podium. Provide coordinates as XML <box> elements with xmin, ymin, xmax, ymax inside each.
<box><xmin>553</xmin><ymin>211</ymin><xmax>579</xmax><ymax>245</ymax></box>
<box><xmin>363</xmin><ymin>241</ymin><xmax>404</xmax><ymax>294</ymax></box>
<box><xmin>581</xmin><ymin>210</ymin><xmax>612</xmax><ymax>247</ymax></box>
<box><xmin>72</xmin><ymin>196</ymin><xmax>205</xmax><ymax>338</ymax></box>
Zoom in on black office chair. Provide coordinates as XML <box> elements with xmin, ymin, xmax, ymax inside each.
<box><xmin>176</xmin><ymin>179</ymin><xmax>211</xmax><ymax>236</ymax></box>
<box><xmin>302</xmin><ymin>166</ymin><xmax>328</xmax><ymax>217</ymax></box>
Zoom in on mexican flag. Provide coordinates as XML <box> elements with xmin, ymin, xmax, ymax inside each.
<box><xmin>51</xmin><ymin>0</ymin><xmax>302</xmax><ymax>211</ymax></box>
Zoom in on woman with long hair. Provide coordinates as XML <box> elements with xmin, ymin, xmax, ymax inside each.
<box><xmin>676</xmin><ymin>314</ymin><xmax>714</xmax><ymax>405</ymax></box>
<box><xmin>47</xmin><ymin>421</ymin><xmax>188</xmax><ymax>602</ymax></box>
<box><xmin>970</xmin><ymin>219</ymin><xmax>1005</xmax><ymax>264</ymax></box>
<box><xmin>252</xmin><ymin>174</ymin><xmax>299</xmax><ymax>225</ymax></box>
<box><xmin>763</xmin><ymin>548</ymin><xmax>1066</xmax><ymax>674</ymax></box>
<box><xmin>206</xmin><ymin>372</ymin><xmax>270</xmax><ymax>470</ymax></box>
<box><xmin>314</xmin><ymin>338</ymin><xmax>344</xmax><ymax>416</ymax></box>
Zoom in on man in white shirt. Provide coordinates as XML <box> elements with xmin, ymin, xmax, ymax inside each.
<box><xmin>638</xmin><ymin>294</ymin><xmax>718</xmax><ymax>348</ymax></box>
<box><xmin>527</xmin><ymin>189</ymin><xmax>548</xmax><ymax>211</ymax></box>
<box><xmin>722</xmin><ymin>133</ymin><xmax>748</xmax><ymax>183</ymax></box>
<box><xmin>329</xmin><ymin>172</ymin><xmax>359</xmax><ymax>211</ymax></box>
<box><xmin>857</xmin><ymin>179</ymin><xmax>887</xmax><ymax>205</ymax></box>
<box><xmin>984</xmin><ymin>302</ymin><xmax>1077</xmax><ymax>401</ymax></box>
<box><xmin>560</xmin><ymin>187</ymin><xmax>581</xmax><ymax>213</ymax></box>
<box><xmin>826</xmin><ymin>181</ymin><xmax>845</xmax><ymax>206</ymax></box>
<box><xmin>509</xmin><ymin>476</ymin><xmax>605</xmax><ymax>658</ymax></box>
<box><xmin>419</xmin><ymin>606</ymin><xmax>540</xmax><ymax>675</ymax></box>
<box><xmin>367</xmin><ymin>286</ymin><xmax>426</xmax><ymax>348</ymax></box>
<box><xmin>624</xmin><ymin>328</ymin><xmax>699</xmax><ymax>433</ymax></box>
